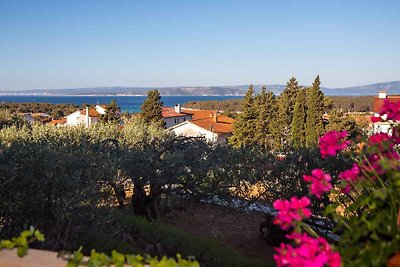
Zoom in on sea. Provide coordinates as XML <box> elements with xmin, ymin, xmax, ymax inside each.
<box><xmin>0</xmin><ymin>95</ymin><xmax>244</xmax><ymax>113</ymax></box>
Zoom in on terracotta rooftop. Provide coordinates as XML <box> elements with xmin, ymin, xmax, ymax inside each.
<box><xmin>48</xmin><ymin>118</ymin><xmax>66</xmax><ymax>126</ymax></box>
<box><xmin>79</xmin><ymin>109</ymin><xmax>101</xmax><ymax>117</ymax></box>
<box><xmin>180</xmin><ymin>109</ymin><xmax>234</xmax><ymax>134</ymax></box>
<box><xmin>373</xmin><ymin>95</ymin><xmax>400</xmax><ymax>113</ymax></box>
<box><xmin>162</xmin><ymin>107</ymin><xmax>192</xmax><ymax>118</ymax></box>
<box><xmin>190</xmin><ymin>118</ymin><xmax>233</xmax><ymax>134</ymax></box>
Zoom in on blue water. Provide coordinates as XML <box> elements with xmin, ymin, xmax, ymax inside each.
<box><xmin>0</xmin><ymin>95</ymin><xmax>243</xmax><ymax>113</ymax></box>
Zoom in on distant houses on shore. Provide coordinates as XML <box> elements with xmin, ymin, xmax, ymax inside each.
<box><xmin>17</xmin><ymin>90</ymin><xmax>399</xmax><ymax>143</ymax></box>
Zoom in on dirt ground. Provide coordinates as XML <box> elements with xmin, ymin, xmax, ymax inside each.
<box><xmin>161</xmin><ymin>202</ymin><xmax>274</xmax><ymax>262</ymax></box>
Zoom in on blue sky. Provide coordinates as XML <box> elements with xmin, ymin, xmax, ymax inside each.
<box><xmin>0</xmin><ymin>0</ymin><xmax>399</xmax><ymax>90</ymax></box>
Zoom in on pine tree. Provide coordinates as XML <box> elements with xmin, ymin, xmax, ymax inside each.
<box><xmin>276</xmin><ymin>77</ymin><xmax>302</xmax><ymax>148</ymax></box>
<box><xmin>291</xmin><ymin>89</ymin><xmax>307</xmax><ymax>148</ymax></box>
<box><xmin>100</xmin><ymin>100</ymin><xmax>120</xmax><ymax>124</ymax></box>
<box><xmin>141</xmin><ymin>90</ymin><xmax>164</xmax><ymax>127</ymax></box>
<box><xmin>325</xmin><ymin>109</ymin><xmax>357</xmax><ymax>137</ymax></box>
<box><xmin>305</xmin><ymin>75</ymin><xmax>325</xmax><ymax>148</ymax></box>
<box><xmin>229</xmin><ymin>85</ymin><xmax>258</xmax><ymax>147</ymax></box>
<box><xmin>255</xmin><ymin>87</ymin><xmax>278</xmax><ymax>149</ymax></box>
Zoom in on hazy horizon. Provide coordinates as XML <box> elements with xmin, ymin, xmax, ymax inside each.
<box><xmin>2</xmin><ymin>80</ymin><xmax>400</xmax><ymax>92</ymax></box>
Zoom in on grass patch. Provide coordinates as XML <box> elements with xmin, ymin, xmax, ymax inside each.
<box><xmin>115</xmin><ymin>211</ymin><xmax>273</xmax><ymax>267</ymax></box>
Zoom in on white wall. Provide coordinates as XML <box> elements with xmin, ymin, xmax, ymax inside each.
<box><xmin>66</xmin><ymin>111</ymin><xmax>98</xmax><ymax>127</ymax></box>
<box><xmin>66</xmin><ymin>111</ymin><xmax>82</xmax><ymax>126</ymax></box>
<box><xmin>171</xmin><ymin>122</ymin><xmax>218</xmax><ymax>143</ymax></box>
<box><xmin>164</xmin><ymin>115</ymin><xmax>192</xmax><ymax>128</ymax></box>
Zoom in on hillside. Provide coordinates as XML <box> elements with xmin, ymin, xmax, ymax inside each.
<box><xmin>1</xmin><ymin>81</ymin><xmax>399</xmax><ymax>96</ymax></box>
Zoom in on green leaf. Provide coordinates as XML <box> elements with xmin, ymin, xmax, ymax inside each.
<box><xmin>0</xmin><ymin>240</ymin><xmax>15</xmax><ymax>249</ymax></box>
<box><xmin>34</xmin><ymin>230</ymin><xmax>45</xmax><ymax>241</ymax></box>
<box><xmin>17</xmin><ymin>246</ymin><xmax>28</xmax><ymax>257</ymax></box>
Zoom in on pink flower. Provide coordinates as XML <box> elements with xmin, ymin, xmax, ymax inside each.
<box><xmin>274</xmin><ymin>233</ymin><xmax>341</xmax><ymax>267</ymax></box>
<box><xmin>368</xmin><ymin>133</ymin><xmax>391</xmax><ymax>145</ymax></box>
<box><xmin>273</xmin><ymin>196</ymin><xmax>312</xmax><ymax>230</ymax></box>
<box><xmin>379</xmin><ymin>99</ymin><xmax>400</xmax><ymax>121</ymax></box>
<box><xmin>319</xmin><ymin>131</ymin><xmax>349</xmax><ymax>158</ymax></box>
<box><xmin>370</xmin><ymin>116</ymin><xmax>382</xmax><ymax>123</ymax></box>
<box><xmin>338</xmin><ymin>163</ymin><xmax>360</xmax><ymax>194</ymax></box>
<box><xmin>303</xmin><ymin>169</ymin><xmax>332</xmax><ymax>198</ymax></box>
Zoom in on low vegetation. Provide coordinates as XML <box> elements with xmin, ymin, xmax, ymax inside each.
<box><xmin>0</xmin><ymin>102</ymin><xmax>79</xmax><ymax>119</ymax></box>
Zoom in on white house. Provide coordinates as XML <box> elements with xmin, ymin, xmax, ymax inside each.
<box><xmin>162</xmin><ymin>104</ymin><xmax>192</xmax><ymax>128</ymax></box>
<box><xmin>169</xmin><ymin>112</ymin><xmax>234</xmax><ymax>144</ymax></box>
<box><xmin>65</xmin><ymin>105</ymin><xmax>106</xmax><ymax>127</ymax></box>
<box><xmin>371</xmin><ymin>91</ymin><xmax>400</xmax><ymax>134</ymax></box>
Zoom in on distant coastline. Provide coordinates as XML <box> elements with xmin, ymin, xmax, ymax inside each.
<box><xmin>1</xmin><ymin>80</ymin><xmax>399</xmax><ymax>96</ymax></box>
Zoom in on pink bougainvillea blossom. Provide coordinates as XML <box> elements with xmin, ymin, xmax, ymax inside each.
<box><xmin>368</xmin><ymin>132</ymin><xmax>392</xmax><ymax>145</ymax></box>
<box><xmin>338</xmin><ymin>163</ymin><xmax>360</xmax><ymax>194</ymax></box>
<box><xmin>273</xmin><ymin>196</ymin><xmax>312</xmax><ymax>230</ymax></box>
<box><xmin>370</xmin><ymin>116</ymin><xmax>382</xmax><ymax>123</ymax></box>
<box><xmin>379</xmin><ymin>99</ymin><xmax>400</xmax><ymax>121</ymax></box>
<box><xmin>319</xmin><ymin>131</ymin><xmax>349</xmax><ymax>158</ymax></box>
<box><xmin>274</xmin><ymin>232</ymin><xmax>341</xmax><ymax>267</ymax></box>
<box><xmin>303</xmin><ymin>169</ymin><xmax>332</xmax><ymax>199</ymax></box>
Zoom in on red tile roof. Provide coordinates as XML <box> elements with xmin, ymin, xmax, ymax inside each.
<box><xmin>80</xmin><ymin>109</ymin><xmax>101</xmax><ymax>117</ymax></box>
<box><xmin>190</xmin><ymin>118</ymin><xmax>233</xmax><ymax>134</ymax></box>
<box><xmin>373</xmin><ymin>96</ymin><xmax>400</xmax><ymax>113</ymax></box>
<box><xmin>162</xmin><ymin>107</ymin><xmax>192</xmax><ymax>118</ymax></box>
<box><xmin>181</xmin><ymin>109</ymin><xmax>234</xmax><ymax>134</ymax></box>
<box><xmin>48</xmin><ymin>118</ymin><xmax>66</xmax><ymax>126</ymax></box>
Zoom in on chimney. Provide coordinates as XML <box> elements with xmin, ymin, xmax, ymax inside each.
<box><xmin>85</xmin><ymin>106</ymin><xmax>90</xmax><ymax>128</ymax></box>
<box><xmin>174</xmin><ymin>104</ymin><xmax>181</xmax><ymax>113</ymax></box>
<box><xmin>213</xmin><ymin>112</ymin><xmax>218</xmax><ymax>123</ymax></box>
<box><xmin>378</xmin><ymin>90</ymin><xmax>387</xmax><ymax>99</ymax></box>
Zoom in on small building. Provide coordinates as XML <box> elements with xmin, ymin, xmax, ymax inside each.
<box><xmin>48</xmin><ymin>117</ymin><xmax>67</xmax><ymax>127</ymax></box>
<box><xmin>162</xmin><ymin>104</ymin><xmax>192</xmax><ymax>128</ymax></box>
<box><xmin>65</xmin><ymin>105</ymin><xmax>106</xmax><ymax>127</ymax></box>
<box><xmin>371</xmin><ymin>90</ymin><xmax>400</xmax><ymax>133</ymax></box>
<box><xmin>169</xmin><ymin>111</ymin><xmax>234</xmax><ymax>144</ymax></box>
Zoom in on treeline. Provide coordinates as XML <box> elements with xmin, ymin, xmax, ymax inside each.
<box><xmin>328</xmin><ymin>95</ymin><xmax>374</xmax><ymax>112</ymax></box>
<box><xmin>184</xmin><ymin>95</ymin><xmax>374</xmax><ymax>113</ymax></box>
<box><xmin>0</xmin><ymin>102</ymin><xmax>80</xmax><ymax>119</ymax></box>
<box><xmin>229</xmin><ymin>76</ymin><xmax>359</xmax><ymax>150</ymax></box>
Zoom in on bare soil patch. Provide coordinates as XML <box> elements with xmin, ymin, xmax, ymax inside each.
<box><xmin>162</xmin><ymin>202</ymin><xmax>274</xmax><ymax>262</ymax></box>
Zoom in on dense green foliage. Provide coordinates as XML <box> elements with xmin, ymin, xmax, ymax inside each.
<box><xmin>325</xmin><ymin>109</ymin><xmax>358</xmax><ymax>137</ymax></box>
<box><xmin>229</xmin><ymin>85</ymin><xmax>257</xmax><ymax>147</ymax></box>
<box><xmin>291</xmin><ymin>89</ymin><xmax>307</xmax><ymax>148</ymax></box>
<box><xmin>141</xmin><ymin>90</ymin><xmax>164</xmax><ymax>127</ymax></box>
<box><xmin>0</xmin><ymin>110</ymin><xmax>29</xmax><ymax>129</ymax></box>
<box><xmin>305</xmin><ymin>76</ymin><xmax>325</xmax><ymax>148</ymax></box>
<box><xmin>225</xmin><ymin>76</ymin><xmax>364</xmax><ymax>150</ymax></box>
<box><xmin>255</xmin><ymin>87</ymin><xmax>279</xmax><ymax>149</ymax></box>
<box><xmin>184</xmin><ymin>96</ymin><xmax>374</xmax><ymax>113</ymax></box>
<box><xmin>99</xmin><ymin>100</ymin><xmax>121</xmax><ymax>124</ymax></box>
<box><xmin>0</xmin><ymin>102</ymin><xmax>79</xmax><ymax>119</ymax></box>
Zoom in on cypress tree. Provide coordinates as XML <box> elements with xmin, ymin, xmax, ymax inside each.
<box><xmin>291</xmin><ymin>89</ymin><xmax>307</xmax><ymax>148</ymax></box>
<box><xmin>305</xmin><ymin>75</ymin><xmax>325</xmax><ymax>148</ymax></box>
<box><xmin>100</xmin><ymin>100</ymin><xmax>120</xmax><ymax>124</ymax></box>
<box><xmin>276</xmin><ymin>77</ymin><xmax>302</xmax><ymax>148</ymax></box>
<box><xmin>229</xmin><ymin>85</ymin><xmax>258</xmax><ymax>147</ymax></box>
<box><xmin>141</xmin><ymin>90</ymin><xmax>164</xmax><ymax>127</ymax></box>
<box><xmin>255</xmin><ymin>87</ymin><xmax>278</xmax><ymax>149</ymax></box>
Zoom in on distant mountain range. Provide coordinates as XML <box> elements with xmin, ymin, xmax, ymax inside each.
<box><xmin>1</xmin><ymin>81</ymin><xmax>399</xmax><ymax>96</ymax></box>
